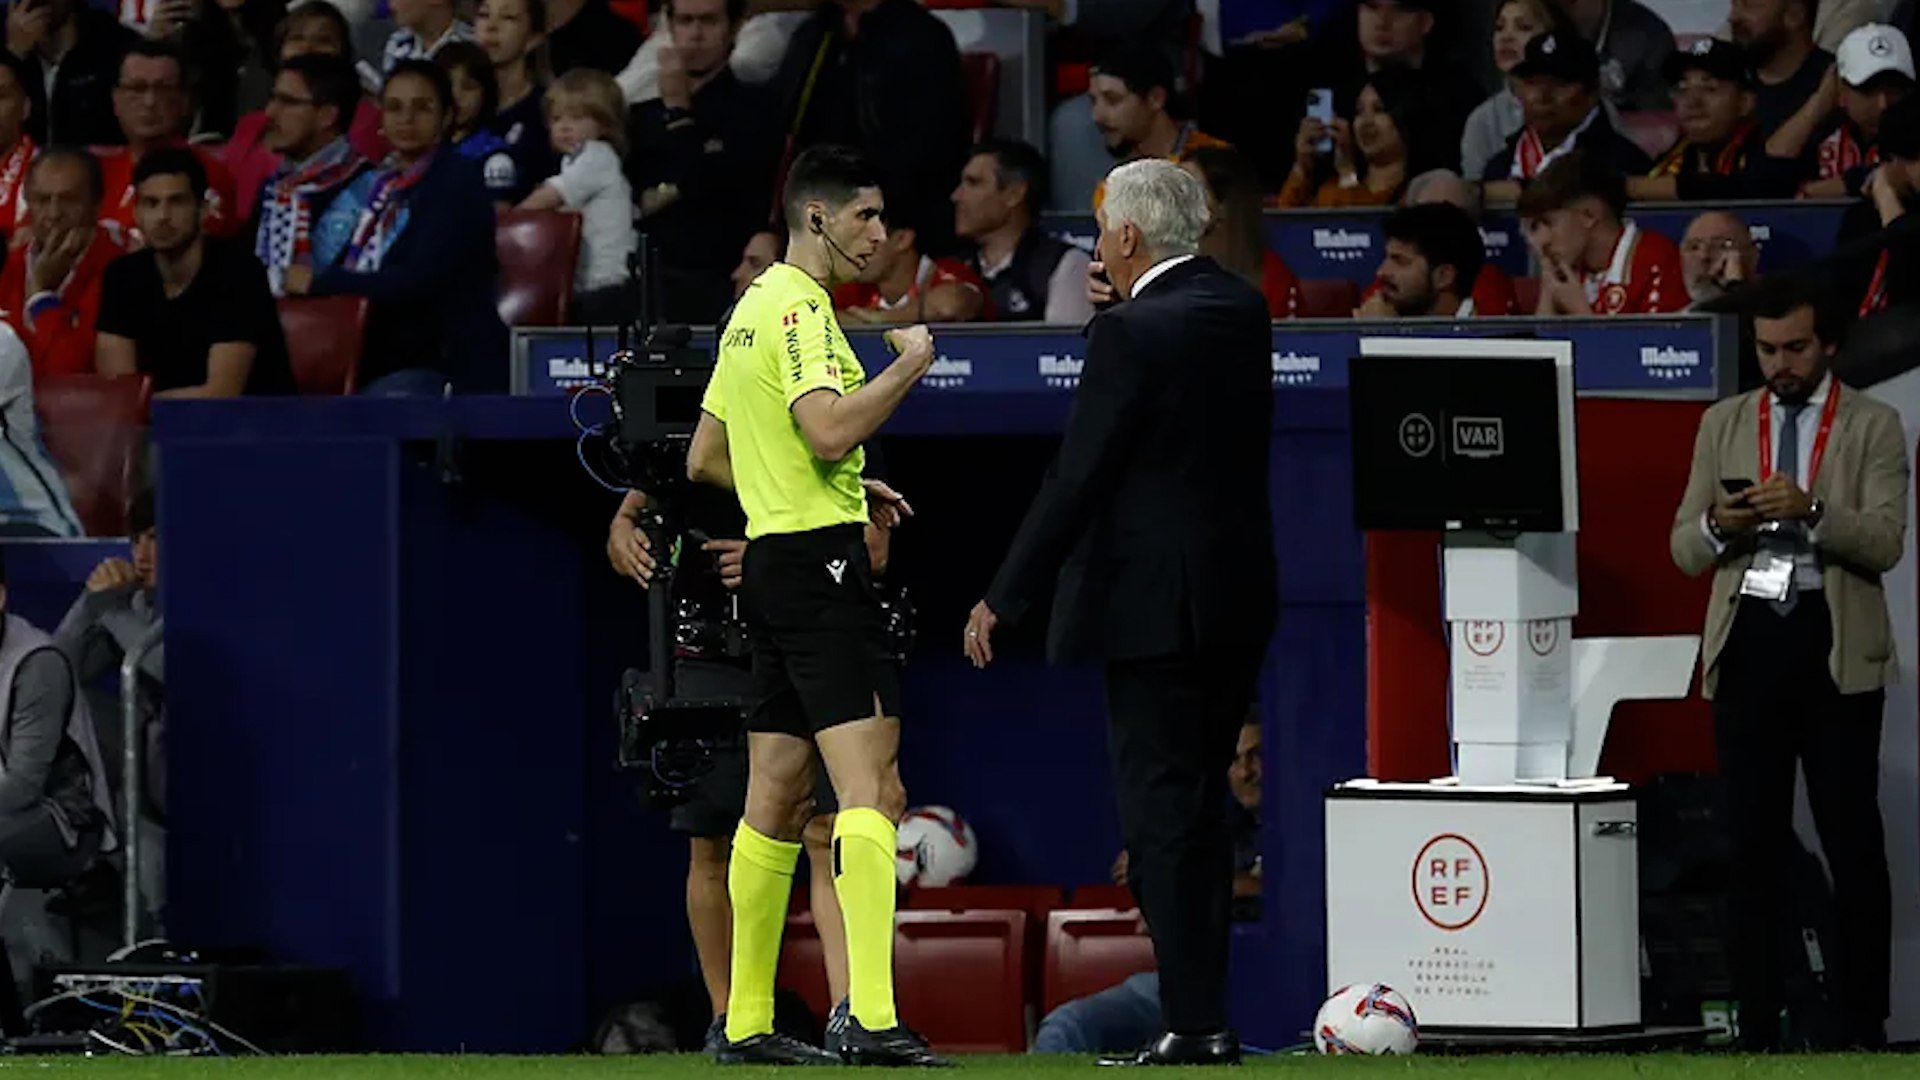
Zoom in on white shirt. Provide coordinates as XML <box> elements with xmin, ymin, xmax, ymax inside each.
<box><xmin>1129</xmin><ymin>253</ymin><xmax>1195</xmax><ymax>299</ymax></box>
<box><xmin>977</xmin><ymin>240</ymin><xmax>1095</xmax><ymax>325</ymax></box>
<box><xmin>550</xmin><ymin>140</ymin><xmax>637</xmax><ymax>294</ymax></box>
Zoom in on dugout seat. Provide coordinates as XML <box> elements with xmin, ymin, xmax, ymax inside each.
<box><xmin>1044</xmin><ymin>908</ymin><xmax>1156</xmax><ymax>1014</ymax></box>
<box><xmin>779</xmin><ymin>909</ymin><xmax>1032</xmax><ymax>1051</ymax></box>
<box><xmin>1511</xmin><ymin>276</ymin><xmax>1541</xmax><ymax>315</ymax></box>
<box><xmin>1297</xmin><ymin>278</ymin><xmax>1360</xmax><ymax>318</ymax></box>
<box><xmin>962</xmin><ymin>53</ymin><xmax>1001</xmax><ymax>144</ymax></box>
<box><xmin>33</xmin><ymin>373</ymin><xmax>151</xmax><ymax>536</ymax></box>
<box><xmin>278</xmin><ymin>295</ymin><xmax>369</xmax><ymax>395</ymax></box>
<box><xmin>1069</xmin><ymin>884</ymin><xmax>1134</xmax><ymax>909</ymax></box>
<box><xmin>906</xmin><ymin>885</ymin><xmax>1064</xmax><ymax>1002</ymax></box>
<box><xmin>495</xmin><ymin>210</ymin><xmax>581</xmax><ymax>327</ymax></box>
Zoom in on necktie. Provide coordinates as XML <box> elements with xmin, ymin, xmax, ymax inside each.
<box><xmin>1770</xmin><ymin>401</ymin><xmax>1806</xmax><ymax>615</ymax></box>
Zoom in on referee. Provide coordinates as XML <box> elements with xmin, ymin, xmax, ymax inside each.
<box><xmin>687</xmin><ymin>144</ymin><xmax>940</xmax><ymax>1067</ymax></box>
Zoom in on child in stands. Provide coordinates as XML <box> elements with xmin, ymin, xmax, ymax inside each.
<box><xmin>517</xmin><ymin>69</ymin><xmax>637</xmax><ymax>324</ymax></box>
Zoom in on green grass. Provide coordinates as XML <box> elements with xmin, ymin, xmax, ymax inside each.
<box><xmin>0</xmin><ymin>1054</ymin><xmax>1909</xmax><ymax>1079</ymax></box>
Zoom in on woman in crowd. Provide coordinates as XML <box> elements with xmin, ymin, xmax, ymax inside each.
<box><xmin>1182</xmin><ymin>146</ymin><xmax>1299</xmax><ymax>318</ymax></box>
<box><xmin>1278</xmin><ymin>66</ymin><xmax>1448</xmax><ymax>208</ymax></box>
<box><xmin>476</xmin><ymin>0</ymin><xmax>557</xmax><ymax>189</ymax></box>
<box><xmin>436</xmin><ymin>41</ymin><xmax>530</xmax><ymax>205</ymax></box>
<box><xmin>284</xmin><ymin>60</ymin><xmax>506</xmax><ymax>395</ymax></box>
<box><xmin>223</xmin><ymin>0</ymin><xmax>384</xmax><ymax>220</ymax></box>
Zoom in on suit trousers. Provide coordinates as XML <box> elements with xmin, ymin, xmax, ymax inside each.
<box><xmin>1103</xmin><ymin>643</ymin><xmax>1263</xmax><ymax>1036</ymax></box>
<box><xmin>1712</xmin><ymin>594</ymin><xmax>1890</xmax><ymax>1048</ymax></box>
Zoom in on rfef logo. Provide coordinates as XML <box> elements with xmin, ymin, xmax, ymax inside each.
<box><xmin>1413</xmin><ymin>834</ymin><xmax>1490</xmax><ymax>931</ymax></box>
<box><xmin>1463</xmin><ymin>620</ymin><xmax>1504</xmax><ymax>656</ymax></box>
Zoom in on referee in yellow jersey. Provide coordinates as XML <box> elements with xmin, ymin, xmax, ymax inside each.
<box><xmin>686</xmin><ymin>144</ymin><xmax>941</xmax><ymax>1067</ymax></box>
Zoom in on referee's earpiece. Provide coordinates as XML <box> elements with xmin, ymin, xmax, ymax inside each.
<box><xmin>811</xmin><ymin>212</ymin><xmax>825</xmax><ymax>235</ymax></box>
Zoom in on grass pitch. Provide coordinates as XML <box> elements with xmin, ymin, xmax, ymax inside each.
<box><xmin>0</xmin><ymin>1054</ymin><xmax>1909</xmax><ymax>1079</ymax></box>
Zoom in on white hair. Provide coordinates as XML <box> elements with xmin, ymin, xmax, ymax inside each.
<box><xmin>1099</xmin><ymin>158</ymin><xmax>1208</xmax><ymax>260</ymax></box>
<box><xmin>1406</xmin><ymin>169</ymin><xmax>1475</xmax><ymax>214</ymax></box>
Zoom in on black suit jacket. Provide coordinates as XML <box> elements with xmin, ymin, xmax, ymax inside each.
<box><xmin>985</xmin><ymin>256</ymin><xmax>1278</xmax><ymax>665</ymax></box>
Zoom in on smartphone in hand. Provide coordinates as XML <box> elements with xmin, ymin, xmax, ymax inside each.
<box><xmin>1306</xmin><ymin>88</ymin><xmax>1334</xmax><ymax>154</ymax></box>
<box><xmin>1721</xmin><ymin>478</ymin><xmax>1754</xmax><ymax>503</ymax></box>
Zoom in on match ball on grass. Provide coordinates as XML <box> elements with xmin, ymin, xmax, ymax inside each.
<box><xmin>895</xmin><ymin>805</ymin><xmax>978</xmax><ymax>887</ymax></box>
<box><xmin>1314</xmin><ymin>983</ymin><xmax>1419</xmax><ymax>1056</ymax></box>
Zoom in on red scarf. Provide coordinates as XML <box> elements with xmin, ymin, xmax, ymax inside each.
<box><xmin>0</xmin><ymin>136</ymin><xmax>34</xmax><ymax>236</ymax></box>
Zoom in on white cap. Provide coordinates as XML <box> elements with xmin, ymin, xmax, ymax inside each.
<box><xmin>1837</xmin><ymin>23</ymin><xmax>1916</xmax><ymax>87</ymax></box>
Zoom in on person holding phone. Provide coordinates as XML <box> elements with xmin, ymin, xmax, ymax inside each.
<box><xmin>5</xmin><ymin>0</ymin><xmax>136</xmax><ymax>147</ymax></box>
<box><xmin>1669</xmin><ymin>274</ymin><xmax>1907</xmax><ymax>1052</ymax></box>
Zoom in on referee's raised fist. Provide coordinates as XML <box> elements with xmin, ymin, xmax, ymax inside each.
<box><xmin>885</xmin><ymin>324</ymin><xmax>936</xmax><ymax>374</ymax></box>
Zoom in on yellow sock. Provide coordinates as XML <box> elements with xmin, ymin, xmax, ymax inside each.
<box><xmin>832</xmin><ymin>807</ymin><xmax>900</xmax><ymax>1031</ymax></box>
<box><xmin>723</xmin><ymin>821</ymin><xmax>800</xmax><ymax>1043</ymax></box>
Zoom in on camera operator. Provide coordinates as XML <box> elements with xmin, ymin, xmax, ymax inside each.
<box><xmin>606</xmin><ymin>476</ymin><xmax>898</xmax><ymax>1048</ymax></box>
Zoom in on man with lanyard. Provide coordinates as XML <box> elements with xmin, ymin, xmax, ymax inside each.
<box><xmin>1669</xmin><ymin>274</ymin><xmax>1905</xmax><ymax>1052</ymax></box>
<box><xmin>686</xmin><ymin>142</ymin><xmax>941</xmax><ymax>1066</ymax></box>
<box><xmin>1519</xmin><ymin>148</ymin><xmax>1687</xmax><ymax>315</ymax></box>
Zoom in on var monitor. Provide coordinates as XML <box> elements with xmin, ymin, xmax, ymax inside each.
<box><xmin>1349</xmin><ymin>341</ymin><xmax>1576</xmax><ymax>533</ymax></box>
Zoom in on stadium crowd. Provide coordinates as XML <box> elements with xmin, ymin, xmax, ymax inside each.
<box><xmin>0</xmin><ymin>0</ymin><xmax>1911</xmax><ymax>1054</ymax></box>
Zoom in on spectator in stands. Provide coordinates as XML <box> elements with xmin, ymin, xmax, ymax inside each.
<box><xmin>1402</xmin><ymin>168</ymin><xmax>1521</xmax><ymax>315</ymax></box>
<box><xmin>1548</xmin><ymin>0</ymin><xmax>1676</xmax><ymax>111</ymax></box>
<box><xmin>286</xmin><ymin>61</ymin><xmax>506</xmax><ymax>394</ymax></box>
<box><xmin>1087</xmin><ymin>44</ymin><xmax>1228</xmax><ymax>212</ymax></box>
<box><xmin>1730</xmin><ymin>0</ymin><xmax>1835</xmax><ymax>137</ymax></box>
<box><xmin>1482</xmin><ymin>30</ymin><xmax>1652</xmax><ymax>201</ymax></box>
<box><xmin>1520</xmin><ymin>149</ymin><xmax>1686</xmax><ymax>315</ymax></box>
<box><xmin>1680</xmin><ymin>210</ymin><xmax>1760</xmax><ymax>307</ymax></box>
<box><xmin>955</xmin><ymin>139</ymin><xmax>1096</xmax><ymax>325</ymax></box>
<box><xmin>626</xmin><ymin>0</ymin><xmax>779</xmax><ymax>325</ymax></box>
<box><xmin>1630</xmin><ymin>40</ymin><xmax>1799</xmax><ymax>202</ymax></box>
<box><xmin>1355</xmin><ymin>202</ymin><xmax>1487</xmax><ymax>319</ymax></box>
<box><xmin>1768</xmin><ymin>23</ymin><xmax>1915</xmax><ymax>200</ymax></box>
<box><xmin>1670</xmin><ymin>274</ymin><xmax>1902</xmax><ymax>1053</ymax></box>
<box><xmin>1279</xmin><ymin>67</ymin><xmax>1443</xmax><ymax>208</ymax></box>
<box><xmin>437</xmin><ymin>41</ymin><xmax>525</xmax><ymax>205</ymax></box>
<box><xmin>381</xmin><ymin>0</ymin><xmax>473</xmax><ymax>72</ymax></box>
<box><xmin>1180</xmin><ymin>145</ymin><xmax>1297</xmax><ymax>319</ymax></box>
<box><xmin>56</xmin><ymin>488</ymin><xmax>162</xmax><ymax>916</ymax></box>
<box><xmin>1320</xmin><ymin>0</ymin><xmax>1477</xmax><ymax>166</ymax></box>
<box><xmin>222</xmin><ymin>1</ymin><xmax>386</xmax><ymax>223</ymax></box>
<box><xmin>0</xmin><ymin>322</ymin><xmax>79</xmax><ymax>537</ymax></box>
<box><xmin>0</xmin><ymin>52</ymin><xmax>34</xmax><ymax>247</ymax></box>
<box><xmin>1464</xmin><ymin>0</ymin><xmax>1574</xmax><ymax>183</ymax></box>
<box><xmin>774</xmin><ymin>0</ymin><xmax>970</xmax><ymax>254</ymax></box>
<box><xmin>141</xmin><ymin>0</ymin><xmax>282</xmax><ymax>140</ymax></box>
<box><xmin>0</xmin><ymin>149</ymin><xmax>122</xmax><ymax>377</ymax></box>
<box><xmin>1724</xmin><ymin>0</ymin><xmax>1884</xmax><ymax>54</ymax></box>
<box><xmin>0</xmin><ymin>547</ymin><xmax>116</xmax><ymax>893</ymax></box>
<box><xmin>1032</xmin><ymin>717</ymin><xmax>1262</xmax><ymax>1056</ymax></box>
<box><xmin>96</xmin><ymin>148</ymin><xmax>294</xmax><ymax>396</ymax></box>
<box><xmin>833</xmin><ymin>206</ymin><xmax>986</xmax><ymax>323</ymax></box>
<box><xmin>518</xmin><ymin>69</ymin><xmax>635</xmax><ymax>322</ymax></box>
<box><xmin>252</xmin><ymin>53</ymin><xmax>374</xmax><ymax>297</ymax></box>
<box><xmin>98</xmin><ymin>40</ymin><xmax>240</xmax><ymax>243</ymax></box>
<box><xmin>6</xmin><ymin>0</ymin><xmax>135</xmax><ymax>147</ymax></box>
<box><xmin>1845</xmin><ymin>92</ymin><xmax>1920</xmax><ymax>316</ymax></box>
<box><xmin>728</xmin><ymin>228</ymin><xmax>778</xmax><ymax>299</ymax></box>
<box><xmin>477</xmin><ymin>0</ymin><xmax>556</xmax><ymax>204</ymax></box>
<box><xmin>545</xmin><ymin>0</ymin><xmax>641</xmax><ymax>79</ymax></box>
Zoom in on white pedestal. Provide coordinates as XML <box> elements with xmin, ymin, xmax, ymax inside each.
<box><xmin>1325</xmin><ymin>781</ymin><xmax>1640</xmax><ymax>1033</ymax></box>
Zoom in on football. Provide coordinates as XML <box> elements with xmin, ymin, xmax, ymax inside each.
<box><xmin>1313</xmin><ymin>983</ymin><xmax>1419</xmax><ymax>1055</ymax></box>
<box><xmin>895</xmin><ymin>805</ymin><xmax>978</xmax><ymax>887</ymax></box>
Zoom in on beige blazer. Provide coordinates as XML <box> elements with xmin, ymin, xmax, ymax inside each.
<box><xmin>1669</xmin><ymin>381</ymin><xmax>1910</xmax><ymax>698</ymax></box>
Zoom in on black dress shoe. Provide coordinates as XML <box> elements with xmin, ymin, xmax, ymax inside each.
<box><xmin>1098</xmin><ymin>1030</ymin><xmax>1241</xmax><ymax>1066</ymax></box>
<box><xmin>712</xmin><ymin>1031</ymin><xmax>842</xmax><ymax>1065</ymax></box>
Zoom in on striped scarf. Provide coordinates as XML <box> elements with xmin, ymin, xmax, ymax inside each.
<box><xmin>256</xmin><ymin>138</ymin><xmax>367</xmax><ymax>274</ymax></box>
<box><xmin>342</xmin><ymin>152</ymin><xmax>435</xmax><ymax>272</ymax></box>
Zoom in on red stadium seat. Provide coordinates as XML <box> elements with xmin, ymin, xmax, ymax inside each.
<box><xmin>1044</xmin><ymin>908</ymin><xmax>1156</xmax><ymax>1015</ymax></box>
<box><xmin>33</xmin><ymin>373</ymin><xmax>151</xmax><ymax>537</ymax></box>
<box><xmin>961</xmin><ymin>53</ymin><xmax>1001</xmax><ymax>145</ymax></box>
<box><xmin>1056</xmin><ymin>61</ymin><xmax>1092</xmax><ymax>100</ymax></box>
<box><xmin>906</xmin><ymin>885</ymin><xmax>1064</xmax><ymax>1002</ymax></box>
<box><xmin>608</xmin><ymin>0</ymin><xmax>650</xmax><ymax>31</ymax></box>
<box><xmin>495</xmin><ymin>210</ymin><xmax>581</xmax><ymax>327</ymax></box>
<box><xmin>1512</xmin><ymin>276</ymin><xmax>1541</xmax><ymax>315</ymax></box>
<box><xmin>1620</xmin><ymin>111</ymin><xmax>1682</xmax><ymax>161</ymax></box>
<box><xmin>1297</xmin><ymin>278</ymin><xmax>1360</xmax><ymax>318</ymax></box>
<box><xmin>278</xmin><ymin>295</ymin><xmax>368</xmax><ymax>395</ymax></box>
<box><xmin>896</xmin><ymin>910</ymin><xmax>1028</xmax><ymax>1052</ymax></box>
<box><xmin>1069</xmin><ymin>883</ymin><xmax>1134</xmax><ymax>909</ymax></box>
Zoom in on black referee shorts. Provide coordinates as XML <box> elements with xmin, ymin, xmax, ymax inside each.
<box><xmin>741</xmin><ymin>523</ymin><xmax>902</xmax><ymax>739</ymax></box>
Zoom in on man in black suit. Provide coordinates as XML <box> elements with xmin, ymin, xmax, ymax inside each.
<box><xmin>963</xmin><ymin>157</ymin><xmax>1277</xmax><ymax>1066</ymax></box>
